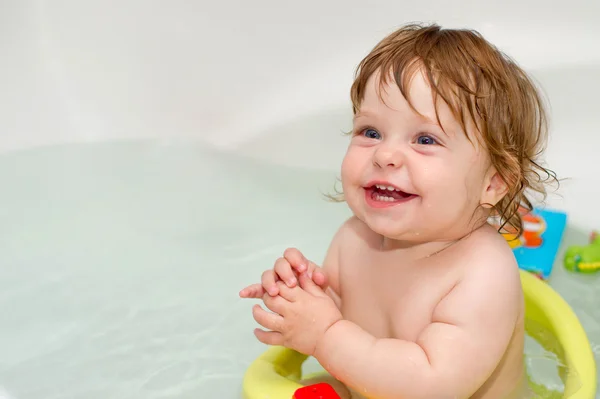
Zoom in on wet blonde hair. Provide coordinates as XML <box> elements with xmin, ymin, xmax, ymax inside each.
<box><xmin>329</xmin><ymin>22</ymin><xmax>557</xmax><ymax>236</ymax></box>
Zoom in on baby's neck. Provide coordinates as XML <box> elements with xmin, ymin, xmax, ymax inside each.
<box><xmin>379</xmin><ymin>223</ymin><xmax>488</xmax><ymax>260</ymax></box>
<box><xmin>378</xmin><ymin>237</ymin><xmax>459</xmax><ymax>260</ymax></box>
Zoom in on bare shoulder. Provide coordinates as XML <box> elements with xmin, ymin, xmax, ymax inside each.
<box><xmin>459</xmin><ymin>223</ymin><xmax>521</xmax><ymax>285</ymax></box>
<box><xmin>415</xmin><ymin>225</ymin><xmax>525</xmax><ymax>397</ymax></box>
<box><xmin>325</xmin><ymin>216</ymin><xmax>376</xmax><ymax>263</ymax></box>
<box><xmin>419</xmin><ymin>224</ymin><xmax>524</xmax><ymax>394</ymax></box>
<box><xmin>435</xmin><ymin>223</ymin><xmax>523</xmax><ymax>328</ymax></box>
<box><xmin>323</xmin><ymin>216</ymin><xmax>377</xmax><ymax>281</ymax></box>
<box><xmin>337</xmin><ymin>215</ymin><xmax>381</xmax><ymax>249</ymax></box>
<box><xmin>321</xmin><ymin>216</ymin><xmax>372</xmax><ymax>300</ymax></box>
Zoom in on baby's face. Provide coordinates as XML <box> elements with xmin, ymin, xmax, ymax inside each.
<box><xmin>341</xmin><ymin>68</ymin><xmax>493</xmax><ymax>242</ymax></box>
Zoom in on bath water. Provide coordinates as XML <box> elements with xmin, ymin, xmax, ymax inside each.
<box><xmin>0</xmin><ymin>141</ymin><xmax>597</xmax><ymax>398</ymax></box>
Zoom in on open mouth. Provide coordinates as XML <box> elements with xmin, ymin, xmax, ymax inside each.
<box><xmin>364</xmin><ymin>183</ymin><xmax>417</xmax><ymax>206</ymax></box>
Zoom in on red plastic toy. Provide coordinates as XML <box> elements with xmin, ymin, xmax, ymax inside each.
<box><xmin>293</xmin><ymin>383</ymin><xmax>341</xmax><ymax>399</ymax></box>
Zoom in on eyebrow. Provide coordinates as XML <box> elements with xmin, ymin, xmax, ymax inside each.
<box><xmin>355</xmin><ymin>109</ymin><xmax>441</xmax><ymax>127</ymax></box>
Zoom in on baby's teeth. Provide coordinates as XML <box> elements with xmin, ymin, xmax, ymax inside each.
<box><xmin>374</xmin><ymin>184</ymin><xmax>398</xmax><ymax>191</ymax></box>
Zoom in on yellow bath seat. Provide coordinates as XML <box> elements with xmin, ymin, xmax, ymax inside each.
<box><xmin>242</xmin><ymin>270</ymin><xmax>596</xmax><ymax>399</ymax></box>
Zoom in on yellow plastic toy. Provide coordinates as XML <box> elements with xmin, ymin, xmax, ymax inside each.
<box><xmin>242</xmin><ymin>270</ymin><xmax>597</xmax><ymax>399</ymax></box>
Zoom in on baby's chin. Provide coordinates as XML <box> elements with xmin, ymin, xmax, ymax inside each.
<box><xmin>362</xmin><ymin>214</ymin><xmax>468</xmax><ymax>244</ymax></box>
<box><xmin>361</xmin><ymin>217</ymin><xmax>430</xmax><ymax>243</ymax></box>
<box><xmin>378</xmin><ymin>230</ymin><xmax>430</xmax><ymax>244</ymax></box>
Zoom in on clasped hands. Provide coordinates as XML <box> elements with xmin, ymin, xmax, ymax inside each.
<box><xmin>239</xmin><ymin>248</ymin><xmax>342</xmax><ymax>357</ymax></box>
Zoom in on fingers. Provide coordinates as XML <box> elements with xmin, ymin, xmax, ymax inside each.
<box><xmin>252</xmin><ymin>304</ymin><xmax>284</xmax><ymax>333</ymax></box>
<box><xmin>254</xmin><ymin>328</ymin><xmax>284</xmax><ymax>346</ymax></box>
<box><xmin>275</xmin><ymin>281</ymin><xmax>299</xmax><ymax>303</ymax></box>
<box><xmin>282</xmin><ymin>248</ymin><xmax>329</xmax><ymax>289</ymax></box>
<box><xmin>261</xmin><ymin>256</ymin><xmax>299</xmax><ymax>297</ymax></box>
<box><xmin>274</xmin><ymin>257</ymin><xmax>298</xmax><ymax>288</ymax></box>
<box><xmin>262</xmin><ymin>288</ymin><xmax>290</xmax><ymax>314</ymax></box>
<box><xmin>311</xmin><ymin>268</ymin><xmax>329</xmax><ymax>289</ymax></box>
<box><xmin>239</xmin><ymin>283</ymin><xmax>265</xmax><ymax>298</ymax></box>
<box><xmin>298</xmin><ymin>272</ymin><xmax>326</xmax><ymax>296</ymax></box>
<box><xmin>261</xmin><ymin>269</ymin><xmax>280</xmax><ymax>296</ymax></box>
<box><xmin>283</xmin><ymin>247</ymin><xmax>309</xmax><ymax>274</ymax></box>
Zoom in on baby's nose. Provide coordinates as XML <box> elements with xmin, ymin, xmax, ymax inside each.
<box><xmin>373</xmin><ymin>145</ymin><xmax>403</xmax><ymax>168</ymax></box>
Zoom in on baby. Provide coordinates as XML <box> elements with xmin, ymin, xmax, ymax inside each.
<box><xmin>240</xmin><ymin>23</ymin><xmax>555</xmax><ymax>399</ymax></box>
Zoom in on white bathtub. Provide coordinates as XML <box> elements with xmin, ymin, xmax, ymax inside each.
<box><xmin>2</xmin><ymin>0</ymin><xmax>600</xmax><ymax>226</ymax></box>
<box><xmin>2</xmin><ymin>0</ymin><xmax>600</xmax><ymax>227</ymax></box>
<box><xmin>0</xmin><ymin>1</ymin><xmax>599</xmax><ymax>398</ymax></box>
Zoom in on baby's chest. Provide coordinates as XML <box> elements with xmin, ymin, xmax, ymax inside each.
<box><xmin>339</xmin><ymin>263</ymin><xmax>457</xmax><ymax>341</ymax></box>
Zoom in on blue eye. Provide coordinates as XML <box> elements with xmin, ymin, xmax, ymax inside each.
<box><xmin>417</xmin><ymin>135</ymin><xmax>437</xmax><ymax>145</ymax></box>
<box><xmin>363</xmin><ymin>128</ymin><xmax>381</xmax><ymax>140</ymax></box>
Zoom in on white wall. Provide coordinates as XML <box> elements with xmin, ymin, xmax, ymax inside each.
<box><xmin>1</xmin><ymin>0</ymin><xmax>599</xmax><ymax>151</ymax></box>
<box><xmin>1</xmin><ymin>0</ymin><xmax>599</xmax><ymax>228</ymax></box>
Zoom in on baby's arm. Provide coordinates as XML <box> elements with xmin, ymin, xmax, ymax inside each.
<box><xmin>314</xmin><ymin>246</ymin><xmax>521</xmax><ymax>399</ymax></box>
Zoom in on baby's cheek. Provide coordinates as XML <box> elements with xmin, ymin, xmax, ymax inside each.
<box><xmin>414</xmin><ymin>159</ymin><xmax>451</xmax><ymax>185</ymax></box>
<box><xmin>424</xmin><ymin>176</ymin><xmax>468</xmax><ymax>215</ymax></box>
<box><xmin>420</xmin><ymin>168</ymin><xmax>455</xmax><ymax>195</ymax></box>
<box><xmin>340</xmin><ymin>161</ymin><xmax>355</xmax><ymax>190</ymax></box>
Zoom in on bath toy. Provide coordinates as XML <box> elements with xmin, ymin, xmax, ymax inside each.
<box><xmin>490</xmin><ymin>207</ymin><xmax>567</xmax><ymax>280</ymax></box>
<box><xmin>564</xmin><ymin>231</ymin><xmax>600</xmax><ymax>273</ymax></box>
<box><xmin>521</xmin><ymin>211</ymin><xmax>546</xmax><ymax>247</ymax></box>
<box><xmin>242</xmin><ymin>270</ymin><xmax>596</xmax><ymax>399</ymax></box>
<box><xmin>293</xmin><ymin>383</ymin><xmax>340</xmax><ymax>398</ymax></box>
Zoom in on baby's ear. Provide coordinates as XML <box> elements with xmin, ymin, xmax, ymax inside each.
<box><xmin>481</xmin><ymin>168</ymin><xmax>509</xmax><ymax>207</ymax></box>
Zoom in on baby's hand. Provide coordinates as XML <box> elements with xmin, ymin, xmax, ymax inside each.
<box><xmin>252</xmin><ymin>273</ymin><xmax>342</xmax><ymax>356</ymax></box>
<box><xmin>239</xmin><ymin>248</ymin><xmax>328</xmax><ymax>298</ymax></box>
